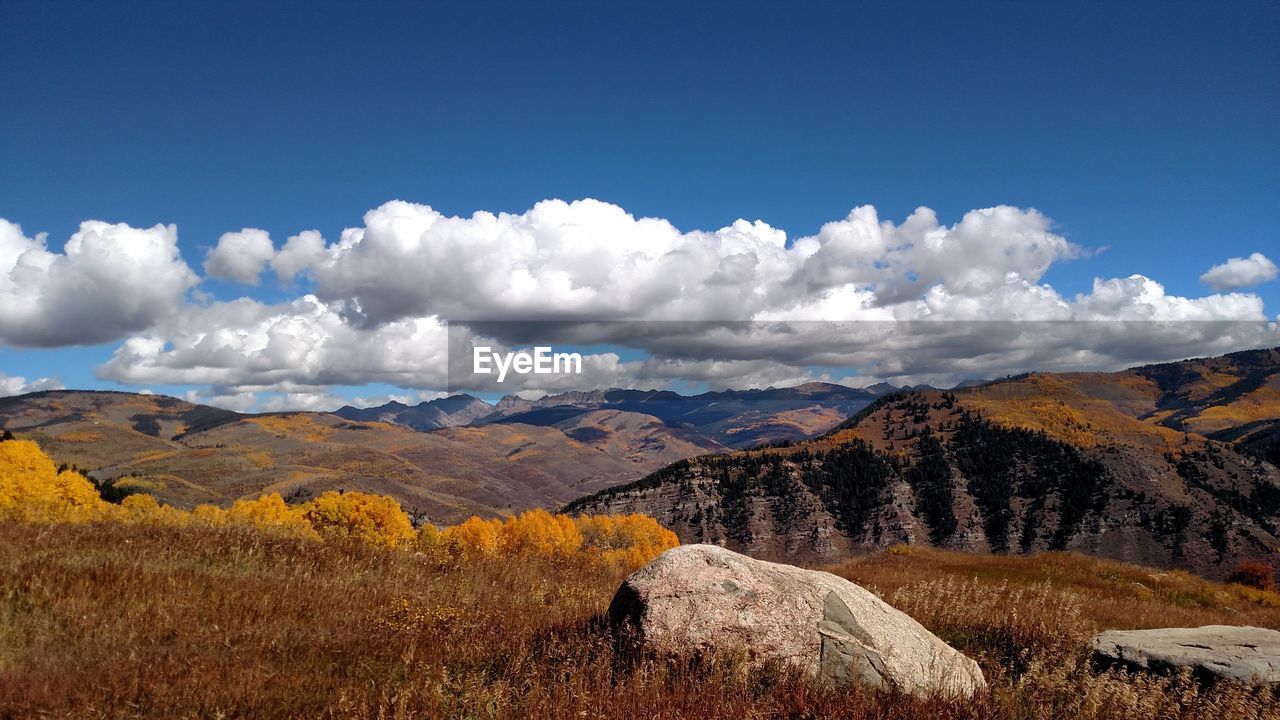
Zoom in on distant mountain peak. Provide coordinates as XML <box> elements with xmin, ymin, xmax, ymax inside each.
<box><xmin>333</xmin><ymin>393</ymin><xmax>492</xmax><ymax>431</ymax></box>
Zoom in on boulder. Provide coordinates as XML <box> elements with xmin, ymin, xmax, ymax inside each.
<box><xmin>607</xmin><ymin>544</ymin><xmax>986</xmax><ymax>699</ymax></box>
<box><xmin>1092</xmin><ymin>625</ymin><xmax>1280</xmax><ymax>683</ymax></box>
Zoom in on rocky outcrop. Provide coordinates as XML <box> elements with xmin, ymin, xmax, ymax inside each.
<box><xmin>608</xmin><ymin>544</ymin><xmax>985</xmax><ymax>699</ymax></box>
<box><xmin>1092</xmin><ymin>625</ymin><xmax>1280</xmax><ymax>683</ymax></box>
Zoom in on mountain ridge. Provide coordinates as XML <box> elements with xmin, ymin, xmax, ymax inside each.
<box><xmin>334</xmin><ymin>382</ymin><xmax>905</xmax><ymax>448</ymax></box>
<box><xmin>566</xmin><ymin>347</ymin><xmax>1280</xmax><ymax>578</ymax></box>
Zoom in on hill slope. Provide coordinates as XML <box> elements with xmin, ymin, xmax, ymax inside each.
<box><xmin>568</xmin><ymin>348</ymin><xmax>1280</xmax><ymax>578</ymax></box>
<box><xmin>0</xmin><ymin>391</ymin><xmax>721</xmax><ymax>522</ymax></box>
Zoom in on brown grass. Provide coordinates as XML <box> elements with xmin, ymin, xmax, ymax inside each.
<box><xmin>0</xmin><ymin>523</ymin><xmax>1277</xmax><ymax>719</ymax></box>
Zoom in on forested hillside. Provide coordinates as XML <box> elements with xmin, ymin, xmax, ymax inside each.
<box><xmin>569</xmin><ymin>349</ymin><xmax>1280</xmax><ymax>578</ymax></box>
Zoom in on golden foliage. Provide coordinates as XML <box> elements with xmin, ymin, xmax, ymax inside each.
<box><xmin>576</xmin><ymin>512</ymin><xmax>681</xmax><ymax>570</ymax></box>
<box><xmin>499</xmin><ymin>509</ymin><xmax>583</xmax><ymax>556</ymax></box>
<box><xmin>1</xmin><ymin>438</ymin><xmax>677</xmax><ymax>571</ymax></box>
<box><xmin>222</xmin><ymin>493</ymin><xmax>319</xmax><ymax>540</ymax></box>
<box><xmin>423</xmin><ymin>510</ymin><xmax>678</xmax><ymax>571</ymax></box>
<box><xmin>964</xmin><ymin>378</ymin><xmax>1188</xmax><ymax>450</ymax></box>
<box><xmin>0</xmin><ymin>439</ymin><xmax>108</xmax><ymax>523</ymax></box>
<box><xmin>301</xmin><ymin>490</ymin><xmax>417</xmax><ymax>548</ymax></box>
<box><xmin>249</xmin><ymin>414</ymin><xmax>331</xmax><ymax>442</ymax></box>
<box><xmin>119</xmin><ymin>493</ymin><xmax>188</xmax><ymax>525</ymax></box>
<box><xmin>1184</xmin><ymin>386</ymin><xmax>1280</xmax><ymax>434</ymax></box>
<box><xmin>242</xmin><ymin>450</ymin><xmax>275</xmax><ymax>470</ymax></box>
<box><xmin>434</xmin><ymin>515</ymin><xmax>503</xmax><ymax>556</ymax></box>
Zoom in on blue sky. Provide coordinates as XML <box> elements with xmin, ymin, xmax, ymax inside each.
<box><xmin>1</xmin><ymin>1</ymin><xmax>1277</xmax><ymax>409</ymax></box>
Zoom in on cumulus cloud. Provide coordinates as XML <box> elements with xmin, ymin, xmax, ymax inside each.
<box><xmin>792</xmin><ymin>205</ymin><xmax>1081</xmax><ymax>304</ymax></box>
<box><xmin>97</xmin><ymin>295</ymin><xmax>451</xmax><ymax>389</ymax></box>
<box><xmin>1200</xmin><ymin>252</ymin><xmax>1278</xmax><ymax>291</ymax></box>
<box><xmin>203</xmin><ymin>228</ymin><xmax>275</xmax><ymax>285</ymax></box>
<box><xmin>293</xmin><ymin>199</ymin><xmax>801</xmax><ymax>325</ymax></box>
<box><xmin>0</xmin><ymin>371</ymin><xmax>63</xmax><ymax>397</ymax></box>
<box><xmin>0</xmin><ymin>219</ymin><xmax>198</xmax><ymax>348</ymax></box>
<box><xmin>3</xmin><ymin>199</ymin><xmax>1272</xmax><ymax>401</ymax></box>
<box><xmin>270</xmin><ymin>230</ymin><xmax>327</xmax><ymax>283</ymax></box>
<box><xmin>271</xmin><ymin>201</ymin><xmax>1091</xmax><ymax>328</ymax></box>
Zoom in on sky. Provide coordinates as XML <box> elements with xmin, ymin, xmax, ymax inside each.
<box><xmin>1</xmin><ymin>1</ymin><xmax>1277</xmax><ymax>411</ymax></box>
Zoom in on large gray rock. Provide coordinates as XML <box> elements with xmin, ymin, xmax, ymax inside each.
<box><xmin>608</xmin><ymin>544</ymin><xmax>986</xmax><ymax>699</ymax></box>
<box><xmin>1092</xmin><ymin>625</ymin><xmax>1280</xmax><ymax>683</ymax></box>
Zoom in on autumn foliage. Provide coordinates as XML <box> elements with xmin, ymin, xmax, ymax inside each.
<box><xmin>303</xmin><ymin>490</ymin><xmax>415</xmax><ymax>547</ymax></box>
<box><xmin>0</xmin><ymin>439</ymin><xmax>107</xmax><ymax>522</ymax></box>
<box><xmin>419</xmin><ymin>509</ymin><xmax>679</xmax><ymax>571</ymax></box>
<box><xmin>1228</xmin><ymin>559</ymin><xmax>1277</xmax><ymax>592</ymax></box>
<box><xmin>0</xmin><ymin>437</ymin><xmax>676</xmax><ymax>569</ymax></box>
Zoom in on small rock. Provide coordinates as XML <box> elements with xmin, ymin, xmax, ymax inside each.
<box><xmin>608</xmin><ymin>544</ymin><xmax>986</xmax><ymax>699</ymax></box>
<box><xmin>1092</xmin><ymin>625</ymin><xmax>1280</xmax><ymax>683</ymax></box>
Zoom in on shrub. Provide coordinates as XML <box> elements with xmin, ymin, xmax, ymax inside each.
<box><xmin>301</xmin><ymin>491</ymin><xmax>416</xmax><ymax>548</ymax></box>
<box><xmin>221</xmin><ymin>493</ymin><xmax>319</xmax><ymax>540</ymax></box>
<box><xmin>120</xmin><ymin>493</ymin><xmax>188</xmax><ymax>525</ymax></box>
<box><xmin>500</xmin><ymin>509</ymin><xmax>583</xmax><ymax>557</ymax></box>
<box><xmin>576</xmin><ymin>513</ymin><xmax>679</xmax><ymax>571</ymax></box>
<box><xmin>1227</xmin><ymin>559</ymin><xmax>1276</xmax><ymax>591</ymax></box>
<box><xmin>426</xmin><ymin>512</ymin><xmax>678</xmax><ymax>570</ymax></box>
<box><xmin>438</xmin><ymin>515</ymin><xmax>504</xmax><ymax>556</ymax></box>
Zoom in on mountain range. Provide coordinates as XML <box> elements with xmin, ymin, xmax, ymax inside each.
<box><xmin>5</xmin><ymin>348</ymin><xmax>1278</xmax><ymax>576</ymax></box>
<box><xmin>334</xmin><ymin>382</ymin><xmax>886</xmax><ymax>448</ymax></box>
<box><xmin>567</xmin><ymin>348</ymin><xmax>1280</xmax><ymax>578</ymax></box>
<box><xmin>0</xmin><ymin>382</ymin><xmax>889</xmax><ymax>523</ymax></box>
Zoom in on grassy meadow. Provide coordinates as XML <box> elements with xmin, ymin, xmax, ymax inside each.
<box><xmin>1</xmin><ymin>520</ymin><xmax>1279</xmax><ymax>719</ymax></box>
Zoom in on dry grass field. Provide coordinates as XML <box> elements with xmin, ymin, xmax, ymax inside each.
<box><xmin>1</xmin><ymin>521</ymin><xmax>1278</xmax><ymax>719</ymax></box>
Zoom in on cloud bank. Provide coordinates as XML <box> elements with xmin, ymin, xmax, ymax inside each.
<box><xmin>2</xmin><ymin>200</ymin><xmax>1276</xmax><ymax>409</ymax></box>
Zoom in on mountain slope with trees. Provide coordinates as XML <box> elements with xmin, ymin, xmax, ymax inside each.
<box><xmin>568</xmin><ymin>348</ymin><xmax>1280</xmax><ymax>578</ymax></box>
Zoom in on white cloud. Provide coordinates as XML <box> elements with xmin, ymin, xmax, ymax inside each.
<box><xmin>97</xmin><ymin>295</ymin><xmax>452</xmax><ymax>389</ymax></box>
<box><xmin>203</xmin><ymin>228</ymin><xmax>275</xmax><ymax>285</ymax></box>
<box><xmin>270</xmin><ymin>230</ymin><xmax>327</xmax><ymax>283</ymax></box>
<box><xmin>184</xmin><ymin>389</ymin><xmax>257</xmax><ymax>413</ymax></box>
<box><xmin>1</xmin><ymin>199</ymin><xmax>1272</xmax><ymax>397</ymax></box>
<box><xmin>0</xmin><ymin>371</ymin><xmax>63</xmax><ymax>397</ymax></box>
<box><xmin>297</xmin><ymin>198</ymin><xmax>801</xmax><ymax>325</ymax></box>
<box><xmin>793</xmin><ymin>205</ymin><xmax>1080</xmax><ymax>303</ymax></box>
<box><xmin>0</xmin><ymin>219</ymin><xmax>198</xmax><ymax>348</ymax></box>
<box><xmin>259</xmin><ymin>392</ymin><xmax>347</xmax><ymax>413</ymax></box>
<box><xmin>1200</xmin><ymin>252</ymin><xmax>1278</xmax><ymax>291</ymax></box>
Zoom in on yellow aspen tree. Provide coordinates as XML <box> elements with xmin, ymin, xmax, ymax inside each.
<box><xmin>224</xmin><ymin>493</ymin><xmax>319</xmax><ymax>540</ymax></box>
<box><xmin>301</xmin><ymin>490</ymin><xmax>415</xmax><ymax>548</ymax></box>
<box><xmin>0</xmin><ymin>439</ymin><xmax>108</xmax><ymax>523</ymax></box>
<box><xmin>440</xmin><ymin>515</ymin><xmax>503</xmax><ymax>556</ymax></box>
